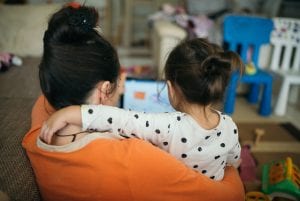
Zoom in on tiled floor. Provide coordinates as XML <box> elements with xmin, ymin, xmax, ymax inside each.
<box><xmin>118</xmin><ymin>47</ymin><xmax>300</xmax><ymax>129</ymax></box>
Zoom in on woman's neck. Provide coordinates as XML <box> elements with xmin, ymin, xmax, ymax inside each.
<box><xmin>180</xmin><ymin>103</ymin><xmax>220</xmax><ymax>130</ymax></box>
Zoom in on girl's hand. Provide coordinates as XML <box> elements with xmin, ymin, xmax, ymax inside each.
<box><xmin>40</xmin><ymin>110</ymin><xmax>68</xmax><ymax>144</ymax></box>
<box><xmin>39</xmin><ymin>106</ymin><xmax>81</xmax><ymax>144</ymax></box>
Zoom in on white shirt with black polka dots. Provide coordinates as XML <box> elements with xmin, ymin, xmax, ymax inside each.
<box><xmin>81</xmin><ymin>105</ymin><xmax>241</xmax><ymax>181</ymax></box>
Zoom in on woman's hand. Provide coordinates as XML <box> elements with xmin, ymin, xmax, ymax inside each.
<box><xmin>40</xmin><ymin>105</ymin><xmax>81</xmax><ymax>144</ymax></box>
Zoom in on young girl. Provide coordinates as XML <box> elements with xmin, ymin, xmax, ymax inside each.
<box><xmin>40</xmin><ymin>38</ymin><xmax>243</xmax><ymax>181</ymax></box>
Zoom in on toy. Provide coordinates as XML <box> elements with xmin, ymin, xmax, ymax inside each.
<box><xmin>254</xmin><ymin>128</ymin><xmax>265</xmax><ymax>146</ymax></box>
<box><xmin>239</xmin><ymin>145</ymin><xmax>257</xmax><ymax>182</ymax></box>
<box><xmin>0</xmin><ymin>52</ymin><xmax>22</xmax><ymax>72</ymax></box>
<box><xmin>245</xmin><ymin>191</ymin><xmax>270</xmax><ymax>201</ymax></box>
<box><xmin>262</xmin><ymin>157</ymin><xmax>300</xmax><ymax>200</ymax></box>
<box><xmin>245</xmin><ymin>46</ymin><xmax>257</xmax><ymax>75</ymax></box>
<box><xmin>245</xmin><ymin>62</ymin><xmax>257</xmax><ymax>75</ymax></box>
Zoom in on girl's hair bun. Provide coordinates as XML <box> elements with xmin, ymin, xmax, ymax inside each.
<box><xmin>164</xmin><ymin>38</ymin><xmax>244</xmax><ymax>106</ymax></box>
<box><xmin>201</xmin><ymin>55</ymin><xmax>231</xmax><ymax>79</ymax></box>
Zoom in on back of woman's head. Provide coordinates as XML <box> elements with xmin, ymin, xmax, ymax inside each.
<box><xmin>39</xmin><ymin>3</ymin><xmax>120</xmax><ymax>109</ymax></box>
<box><xmin>164</xmin><ymin>38</ymin><xmax>243</xmax><ymax>106</ymax></box>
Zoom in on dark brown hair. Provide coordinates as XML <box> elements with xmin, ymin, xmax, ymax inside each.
<box><xmin>164</xmin><ymin>38</ymin><xmax>243</xmax><ymax>106</ymax></box>
<box><xmin>39</xmin><ymin>5</ymin><xmax>120</xmax><ymax>109</ymax></box>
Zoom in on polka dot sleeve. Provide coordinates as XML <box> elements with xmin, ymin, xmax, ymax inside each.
<box><xmin>81</xmin><ymin>105</ymin><xmax>113</xmax><ymax>132</ymax></box>
<box><xmin>226</xmin><ymin>123</ymin><xmax>241</xmax><ymax>168</ymax></box>
<box><xmin>81</xmin><ymin>104</ymin><xmax>180</xmax><ymax>145</ymax></box>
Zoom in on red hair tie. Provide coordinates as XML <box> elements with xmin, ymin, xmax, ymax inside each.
<box><xmin>66</xmin><ymin>2</ymin><xmax>81</xmax><ymax>9</ymax></box>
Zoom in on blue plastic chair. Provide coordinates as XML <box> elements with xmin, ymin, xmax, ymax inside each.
<box><xmin>223</xmin><ymin>15</ymin><xmax>274</xmax><ymax>116</ymax></box>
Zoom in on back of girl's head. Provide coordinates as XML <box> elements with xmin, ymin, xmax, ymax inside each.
<box><xmin>39</xmin><ymin>3</ymin><xmax>120</xmax><ymax>109</ymax></box>
<box><xmin>164</xmin><ymin>38</ymin><xmax>243</xmax><ymax>106</ymax></box>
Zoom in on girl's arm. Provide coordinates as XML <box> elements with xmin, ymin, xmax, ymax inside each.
<box><xmin>40</xmin><ymin>105</ymin><xmax>81</xmax><ymax>144</ymax></box>
<box><xmin>81</xmin><ymin>105</ymin><xmax>180</xmax><ymax>145</ymax></box>
<box><xmin>226</xmin><ymin>124</ymin><xmax>241</xmax><ymax>168</ymax></box>
<box><xmin>227</xmin><ymin>142</ymin><xmax>241</xmax><ymax>168</ymax></box>
<box><xmin>40</xmin><ymin>104</ymin><xmax>181</xmax><ymax>146</ymax></box>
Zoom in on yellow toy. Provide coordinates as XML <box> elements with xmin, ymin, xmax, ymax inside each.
<box><xmin>245</xmin><ymin>46</ymin><xmax>257</xmax><ymax>75</ymax></box>
<box><xmin>245</xmin><ymin>61</ymin><xmax>257</xmax><ymax>75</ymax></box>
<box><xmin>245</xmin><ymin>191</ymin><xmax>270</xmax><ymax>201</ymax></box>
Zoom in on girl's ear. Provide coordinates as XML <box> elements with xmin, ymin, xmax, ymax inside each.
<box><xmin>167</xmin><ymin>80</ymin><xmax>177</xmax><ymax>107</ymax></box>
<box><xmin>167</xmin><ymin>80</ymin><xmax>175</xmax><ymax>100</ymax></box>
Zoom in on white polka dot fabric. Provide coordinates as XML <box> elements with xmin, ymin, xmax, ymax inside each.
<box><xmin>81</xmin><ymin>105</ymin><xmax>241</xmax><ymax>181</ymax></box>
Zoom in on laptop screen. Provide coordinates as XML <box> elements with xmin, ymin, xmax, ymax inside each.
<box><xmin>122</xmin><ymin>79</ymin><xmax>175</xmax><ymax>113</ymax></box>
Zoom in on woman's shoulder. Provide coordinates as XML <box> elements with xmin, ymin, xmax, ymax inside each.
<box><xmin>31</xmin><ymin>95</ymin><xmax>55</xmax><ymax>127</ymax></box>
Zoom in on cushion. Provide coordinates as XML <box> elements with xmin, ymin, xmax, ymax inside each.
<box><xmin>0</xmin><ymin>3</ymin><xmax>62</xmax><ymax>57</ymax></box>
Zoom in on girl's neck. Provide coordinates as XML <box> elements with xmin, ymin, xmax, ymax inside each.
<box><xmin>180</xmin><ymin>103</ymin><xmax>220</xmax><ymax>130</ymax></box>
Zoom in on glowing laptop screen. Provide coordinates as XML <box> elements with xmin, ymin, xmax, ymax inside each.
<box><xmin>122</xmin><ymin>79</ymin><xmax>175</xmax><ymax>113</ymax></box>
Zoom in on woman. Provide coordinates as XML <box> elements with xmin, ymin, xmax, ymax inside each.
<box><xmin>22</xmin><ymin>3</ymin><xmax>245</xmax><ymax>201</ymax></box>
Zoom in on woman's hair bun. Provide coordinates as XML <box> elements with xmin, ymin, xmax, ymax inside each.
<box><xmin>45</xmin><ymin>4</ymin><xmax>98</xmax><ymax>44</ymax></box>
<box><xmin>68</xmin><ymin>6</ymin><xmax>98</xmax><ymax>33</ymax></box>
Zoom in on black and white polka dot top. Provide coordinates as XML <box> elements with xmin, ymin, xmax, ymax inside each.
<box><xmin>81</xmin><ymin>105</ymin><xmax>241</xmax><ymax>181</ymax></box>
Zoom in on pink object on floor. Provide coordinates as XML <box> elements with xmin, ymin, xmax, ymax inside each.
<box><xmin>239</xmin><ymin>145</ymin><xmax>257</xmax><ymax>182</ymax></box>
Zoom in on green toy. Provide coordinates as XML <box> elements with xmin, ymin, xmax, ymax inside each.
<box><xmin>262</xmin><ymin>157</ymin><xmax>300</xmax><ymax>200</ymax></box>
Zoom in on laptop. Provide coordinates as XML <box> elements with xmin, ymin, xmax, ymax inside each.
<box><xmin>121</xmin><ymin>79</ymin><xmax>175</xmax><ymax>113</ymax></box>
